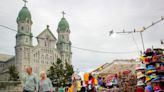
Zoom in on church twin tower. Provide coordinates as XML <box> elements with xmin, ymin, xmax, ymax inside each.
<box><xmin>15</xmin><ymin>3</ymin><xmax>72</xmax><ymax>75</ymax></box>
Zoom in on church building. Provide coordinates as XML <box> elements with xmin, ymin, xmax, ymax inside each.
<box><xmin>0</xmin><ymin>2</ymin><xmax>72</xmax><ymax>79</ymax></box>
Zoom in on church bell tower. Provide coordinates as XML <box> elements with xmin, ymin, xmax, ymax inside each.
<box><xmin>15</xmin><ymin>0</ymin><xmax>33</xmax><ymax>77</ymax></box>
<box><xmin>57</xmin><ymin>12</ymin><xmax>72</xmax><ymax>64</ymax></box>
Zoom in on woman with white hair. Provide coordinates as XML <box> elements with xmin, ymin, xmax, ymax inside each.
<box><xmin>39</xmin><ymin>71</ymin><xmax>53</xmax><ymax>92</ymax></box>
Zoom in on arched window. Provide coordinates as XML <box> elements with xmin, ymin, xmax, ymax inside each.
<box><xmin>38</xmin><ymin>51</ymin><xmax>40</xmax><ymax>58</ymax></box>
<box><xmin>67</xmin><ymin>46</ymin><xmax>69</xmax><ymax>50</ymax></box>
<box><xmin>27</xmin><ymin>19</ymin><xmax>29</xmax><ymax>23</ymax></box>
<box><xmin>45</xmin><ymin>42</ymin><xmax>47</xmax><ymax>47</ymax></box>
<box><xmin>27</xmin><ymin>26</ymin><xmax>29</xmax><ymax>31</ymax></box>
<box><xmin>26</xmin><ymin>38</ymin><xmax>28</xmax><ymax>42</ymax></box>
<box><xmin>62</xmin><ymin>35</ymin><xmax>64</xmax><ymax>39</ymax></box>
<box><xmin>41</xmin><ymin>55</ymin><xmax>44</xmax><ymax>59</ymax></box>
<box><xmin>21</xmin><ymin>26</ymin><xmax>24</xmax><ymax>30</ymax></box>
<box><xmin>46</xmin><ymin>54</ymin><xmax>48</xmax><ymax>59</ymax></box>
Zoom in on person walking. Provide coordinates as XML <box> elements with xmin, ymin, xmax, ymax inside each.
<box><xmin>87</xmin><ymin>75</ymin><xmax>96</xmax><ymax>92</ymax></box>
<box><xmin>111</xmin><ymin>86</ymin><xmax>119</xmax><ymax>92</ymax></box>
<box><xmin>38</xmin><ymin>71</ymin><xmax>53</xmax><ymax>92</ymax></box>
<box><xmin>59</xmin><ymin>86</ymin><xmax>64</xmax><ymax>92</ymax></box>
<box><xmin>77</xmin><ymin>80</ymin><xmax>82</xmax><ymax>92</ymax></box>
<box><xmin>23</xmin><ymin>66</ymin><xmax>38</xmax><ymax>92</ymax></box>
<box><xmin>67</xmin><ymin>84</ymin><xmax>74</xmax><ymax>92</ymax></box>
<box><xmin>80</xmin><ymin>81</ymin><xmax>86</xmax><ymax>92</ymax></box>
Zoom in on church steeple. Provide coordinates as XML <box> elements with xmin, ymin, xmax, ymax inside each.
<box><xmin>17</xmin><ymin>0</ymin><xmax>32</xmax><ymax>23</ymax></box>
<box><xmin>62</xmin><ymin>11</ymin><xmax>65</xmax><ymax>18</ymax></box>
<box><xmin>57</xmin><ymin>11</ymin><xmax>69</xmax><ymax>32</ymax></box>
<box><xmin>15</xmin><ymin>0</ymin><xmax>33</xmax><ymax>78</ymax></box>
<box><xmin>23</xmin><ymin>0</ymin><xmax>28</xmax><ymax>7</ymax></box>
<box><xmin>16</xmin><ymin>0</ymin><xmax>32</xmax><ymax>46</ymax></box>
<box><xmin>57</xmin><ymin>12</ymin><xmax>72</xmax><ymax>64</ymax></box>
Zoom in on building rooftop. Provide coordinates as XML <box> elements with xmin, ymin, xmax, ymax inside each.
<box><xmin>0</xmin><ymin>54</ymin><xmax>14</xmax><ymax>62</ymax></box>
<box><xmin>92</xmin><ymin>59</ymin><xmax>140</xmax><ymax>75</ymax></box>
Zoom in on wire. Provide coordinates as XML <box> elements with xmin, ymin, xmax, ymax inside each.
<box><xmin>4</xmin><ymin>17</ymin><xmax>164</xmax><ymax>54</ymax></box>
<box><xmin>0</xmin><ymin>24</ymin><xmax>139</xmax><ymax>54</ymax></box>
<box><xmin>114</xmin><ymin>16</ymin><xmax>164</xmax><ymax>33</ymax></box>
<box><xmin>72</xmin><ymin>46</ymin><xmax>138</xmax><ymax>54</ymax></box>
<box><xmin>0</xmin><ymin>25</ymin><xmax>17</xmax><ymax>32</ymax></box>
<box><xmin>130</xmin><ymin>33</ymin><xmax>141</xmax><ymax>55</ymax></box>
<box><xmin>143</xmin><ymin>16</ymin><xmax>164</xmax><ymax>32</ymax></box>
<box><xmin>110</xmin><ymin>16</ymin><xmax>164</xmax><ymax>52</ymax></box>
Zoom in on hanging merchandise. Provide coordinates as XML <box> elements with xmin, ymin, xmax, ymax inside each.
<box><xmin>135</xmin><ymin>63</ymin><xmax>146</xmax><ymax>92</ymax></box>
<box><xmin>140</xmin><ymin>48</ymin><xmax>164</xmax><ymax>92</ymax></box>
<box><xmin>145</xmin><ymin>82</ymin><xmax>153</xmax><ymax>92</ymax></box>
<box><xmin>137</xmin><ymin>80</ymin><xmax>145</xmax><ymax>86</ymax></box>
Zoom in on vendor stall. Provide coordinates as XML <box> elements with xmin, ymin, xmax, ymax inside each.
<box><xmin>140</xmin><ymin>48</ymin><xmax>164</xmax><ymax>92</ymax></box>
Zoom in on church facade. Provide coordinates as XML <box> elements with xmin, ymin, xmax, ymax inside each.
<box><xmin>0</xmin><ymin>4</ymin><xmax>72</xmax><ymax>78</ymax></box>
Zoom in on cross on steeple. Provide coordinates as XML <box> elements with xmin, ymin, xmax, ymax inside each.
<box><xmin>23</xmin><ymin>0</ymin><xmax>28</xmax><ymax>6</ymax></box>
<box><xmin>47</xmin><ymin>25</ymin><xmax>49</xmax><ymax>29</ymax></box>
<box><xmin>62</xmin><ymin>11</ymin><xmax>66</xmax><ymax>18</ymax></box>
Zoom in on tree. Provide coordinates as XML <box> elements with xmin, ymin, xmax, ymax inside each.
<box><xmin>47</xmin><ymin>58</ymin><xmax>74</xmax><ymax>87</ymax></box>
<box><xmin>64</xmin><ymin>62</ymin><xmax>74</xmax><ymax>86</ymax></box>
<box><xmin>8</xmin><ymin>65</ymin><xmax>19</xmax><ymax>81</ymax></box>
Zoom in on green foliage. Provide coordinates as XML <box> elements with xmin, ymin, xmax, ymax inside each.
<box><xmin>47</xmin><ymin>58</ymin><xmax>74</xmax><ymax>87</ymax></box>
<box><xmin>8</xmin><ymin>65</ymin><xmax>19</xmax><ymax>81</ymax></box>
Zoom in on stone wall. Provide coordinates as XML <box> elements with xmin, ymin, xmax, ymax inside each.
<box><xmin>0</xmin><ymin>81</ymin><xmax>22</xmax><ymax>92</ymax></box>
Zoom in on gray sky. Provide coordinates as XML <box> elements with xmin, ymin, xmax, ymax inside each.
<box><xmin>0</xmin><ymin>0</ymin><xmax>164</xmax><ymax>72</ymax></box>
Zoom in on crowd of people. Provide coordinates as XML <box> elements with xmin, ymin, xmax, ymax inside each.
<box><xmin>23</xmin><ymin>66</ymin><xmax>99</xmax><ymax>92</ymax></box>
<box><xmin>66</xmin><ymin>73</ymin><xmax>122</xmax><ymax>92</ymax></box>
<box><xmin>23</xmin><ymin>66</ymin><xmax>119</xmax><ymax>92</ymax></box>
<box><xmin>22</xmin><ymin>64</ymin><xmax>164</xmax><ymax>92</ymax></box>
<box><xmin>22</xmin><ymin>66</ymin><xmax>100</xmax><ymax>92</ymax></box>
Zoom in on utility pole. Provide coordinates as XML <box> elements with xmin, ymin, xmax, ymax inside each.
<box><xmin>140</xmin><ymin>31</ymin><xmax>145</xmax><ymax>51</ymax></box>
<box><xmin>110</xmin><ymin>30</ymin><xmax>145</xmax><ymax>52</ymax></box>
<box><xmin>161</xmin><ymin>39</ymin><xmax>164</xmax><ymax>46</ymax></box>
<box><xmin>109</xmin><ymin>16</ymin><xmax>164</xmax><ymax>52</ymax></box>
